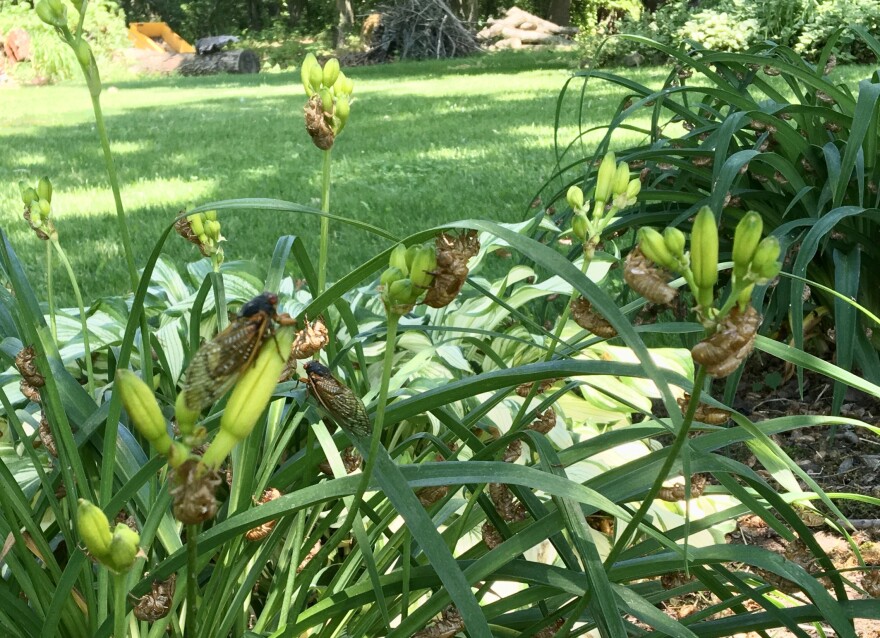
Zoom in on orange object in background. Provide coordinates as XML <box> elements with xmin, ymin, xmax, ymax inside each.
<box><xmin>127</xmin><ymin>22</ymin><xmax>195</xmax><ymax>54</ymax></box>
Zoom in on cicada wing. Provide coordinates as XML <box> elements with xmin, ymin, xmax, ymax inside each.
<box><xmin>309</xmin><ymin>374</ymin><xmax>371</xmax><ymax>437</ymax></box>
<box><xmin>181</xmin><ymin>318</ymin><xmax>266</xmax><ymax>412</ymax></box>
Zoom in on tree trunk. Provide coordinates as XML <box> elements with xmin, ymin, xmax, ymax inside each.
<box><xmin>547</xmin><ymin>0</ymin><xmax>571</xmax><ymax>26</ymax></box>
<box><xmin>178</xmin><ymin>50</ymin><xmax>261</xmax><ymax>75</ymax></box>
<box><xmin>287</xmin><ymin>0</ymin><xmax>305</xmax><ymax>26</ymax></box>
<box><xmin>334</xmin><ymin>0</ymin><xmax>354</xmax><ymax>48</ymax></box>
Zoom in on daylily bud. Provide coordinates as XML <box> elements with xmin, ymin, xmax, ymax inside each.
<box><xmin>36</xmin><ymin>0</ymin><xmax>66</xmax><ymax>26</ymax></box>
<box><xmin>188</xmin><ymin>214</ymin><xmax>205</xmax><ymax>236</ymax></box>
<box><xmin>389</xmin><ymin>243</ymin><xmax>409</xmax><ymax>275</ymax></box>
<box><xmin>638</xmin><ymin>227</ymin><xmax>677</xmax><ymax>270</ymax></box>
<box><xmin>204</xmin><ymin>210</ymin><xmax>217</xmax><ymax>221</ymax></box>
<box><xmin>202</xmin><ymin>327</ymin><xmax>294</xmax><ymax>469</ymax></box>
<box><xmin>663</xmin><ymin>227</ymin><xmax>686</xmax><ymax>259</ymax></box>
<box><xmin>572</xmin><ymin>212</ymin><xmax>589</xmax><ymax>243</ymax></box>
<box><xmin>690</xmin><ymin>206</ymin><xmax>719</xmax><ymax>308</ymax></box>
<box><xmin>751</xmin><ymin>236</ymin><xmax>782</xmax><ymax>281</ymax></box>
<box><xmin>77</xmin><ymin>499</ymin><xmax>112</xmax><ymax>561</ymax></box>
<box><xmin>308</xmin><ymin>64</ymin><xmax>323</xmax><ymax>94</ymax></box>
<box><xmin>322</xmin><ymin>58</ymin><xmax>340</xmax><ymax>89</ymax></box>
<box><xmin>341</xmin><ymin>75</ymin><xmax>354</xmax><ymax>96</ymax></box>
<box><xmin>301</xmin><ymin>53</ymin><xmax>318</xmax><ymax>96</ymax></box>
<box><xmin>175</xmin><ymin>391</ymin><xmax>200</xmax><ymax>436</ymax></box>
<box><xmin>594</xmin><ymin>152</ymin><xmax>617</xmax><ymax>204</ymax></box>
<box><xmin>566</xmin><ymin>185</ymin><xmax>584</xmax><ymax>211</ymax></box>
<box><xmin>37</xmin><ymin>177</ymin><xmax>52</xmax><ymax>204</ymax></box>
<box><xmin>626</xmin><ymin>177</ymin><xmax>641</xmax><ymax>200</ymax></box>
<box><xmin>73</xmin><ymin>38</ymin><xmax>92</xmax><ymax>68</ymax></box>
<box><xmin>38</xmin><ymin>199</ymin><xmax>51</xmax><ymax>219</ymax></box>
<box><xmin>116</xmin><ymin>370</ymin><xmax>171</xmax><ymax>455</ymax></box>
<box><xmin>380</xmin><ymin>266</ymin><xmax>405</xmax><ymax>288</ymax></box>
<box><xmin>319</xmin><ymin>88</ymin><xmax>334</xmax><ymax>115</ymax></box>
<box><xmin>737</xmin><ymin>282</ymin><xmax>755</xmax><ymax>307</ymax></box>
<box><xmin>732</xmin><ymin>211</ymin><xmax>763</xmax><ymax>280</ymax></box>
<box><xmin>107</xmin><ymin>523</ymin><xmax>140</xmax><ymax>572</ymax></box>
<box><xmin>612</xmin><ymin>162</ymin><xmax>630</xmax><ymax>197</ymax></box>
<box><xmin>405</xmin><ymin>244</ymin><xmax>420</xmax><ymax>271</ymax></box>
<box><xmin>387</xmin><ymin>278</ymin><xmax>417</xmax><ymax>315</ymax></box>
<box><xmin>20</xmin><ymin>184</ymin><xmax>37</xmax><ymax>206</ymax></box>
<box><xmin>335</xmin><ymin>94</ymin><xmax>350</xmax><ymax>131</ymax></box>
<box><xmin>409</xmin><ymin>246</ymin><xmax>437</xmax><ymax>290</ymax></box>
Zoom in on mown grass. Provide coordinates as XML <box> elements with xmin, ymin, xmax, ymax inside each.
<box><xmin>0</xmin><ymin>49</ymin><xmax>871</xmax><ymax>304</ymax></box>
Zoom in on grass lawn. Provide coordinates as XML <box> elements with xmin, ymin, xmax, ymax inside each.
<box><xmin>0</xmin><ymin>50</ymin><xmax>872</xmax><ymax>305</ymax></box>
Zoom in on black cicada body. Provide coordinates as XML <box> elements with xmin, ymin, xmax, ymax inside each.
<box><xmin>304</xmin><ymin>361</ymin><xmax>371</xmax><ymax>437</ymax></box>
<box><xmin>181</xmin><ymin>292</ymin><xmax>292</xmax><ymax>412</ymax></box>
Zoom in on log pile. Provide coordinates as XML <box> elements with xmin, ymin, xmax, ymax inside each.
<box><xmin>477</xmin><ymin>7</ymin><xmax>578</xmax><ymax>50</ymax></box>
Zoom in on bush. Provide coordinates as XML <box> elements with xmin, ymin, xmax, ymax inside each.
<box><xmin>680</xmin><ymin>6</ymin><xmax>759</xmax><ymax>52</ymax></box>
<box><xmin>796</xmin><ymin>0</ymin><xmax>880</xmax><ymax>62</ymax></box>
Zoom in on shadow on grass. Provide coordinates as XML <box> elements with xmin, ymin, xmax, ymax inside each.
<box><xmin>0</xmin><ymin>56</ymin><xmax>664</xmax><ymax>305</ymax></box>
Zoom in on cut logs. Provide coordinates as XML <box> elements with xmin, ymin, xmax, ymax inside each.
<box><xmin>178</xmin><ymin>49</ymin><xmax>260</xmax><ymax>76</ymax></box>
<box><xmin>477</xmin><ymin>7</ymin><xmax>577</xmax><ymax>49</ymax></box>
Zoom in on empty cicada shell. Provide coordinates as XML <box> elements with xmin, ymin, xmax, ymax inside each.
<box><xmin>691</xmin><ymin>306</ymin><xmax>761</xmax><ymax>377</ymax></box>
<box><xmin>413</xmin><ymin>607</ymin><xmax>464</xmax><ymax>638</ymax></box>
<box><xmin>530</xmin><ymin>408</ymin><xmax>556</xmax><ymax>434</ymax></box>
<box><xmin>245</xmin><ymin>488</ymin><xmax>283</xmax><ymax>542</ymax></box>
<box><xmin>489</xmin><ymin>482</ymin><xmax>527</xmax><ymax>522</ymax></box>
<box><xmin>170</xmin><ymin>459</ymin><xmax>221</xmax><ymax>525</ymax></box>
<box><xmin>15</xmin><ymin>346</ymin><xmax>44</xmax><ymax>403</ymax></box>
<box><xmin>423</xmin><ymin>230</ymin><xmax>480</xmax><ymax>308</ymax></box>
<box><xmin>657</xmin><ymin>474</ymin><xmax>707</xmax><ymax>501</ymax></box>
<box><xmin>416</xmin><ymin>485</ymin><xmax>449</xmax><ymax>507</ymax></box>
<box><xmin>291</xmin><ymin>316</ymin><xmax>329</xmax><ymax>360</ymax></box>
<box><xmin>677</xmin><ymin>392</ymin><xmax>730</xmax><ymax>425</ymax></box>
<box><xmin>623</xmin><ymin>247</ymin><xmax>677</xmax><ymax>305</ymax></box>
<box><xmin>318</xmin><ymin>445</ymin><xmax>363</xmax><ymax>477</ymax></box>
<box><xmin>482</xmin><ymin>522</ymin><xmax>503</xmax><ymax>549</ymax></box>
<box><xmin>38</xmin><ymin>413</ymin><xmax>58</xmax><ymax>457</ymax></box>
<box><xmin>571</xmin><ymin>298</ymin><xmax>617</xmax><ymax>338</ymax></box>
<box><xmin>304</xmin><ymin>94</ymin><xmax>334</xmax><ymax>150</ymax></box>
<box><xmin>502</xmin><ymin>439</ymin><xmax>522</xmax><ymax>463</ymax></box>
<box><xmin>133</xmin><ymin>575</ymin><xmax>176</xmax><ymax>622</ymax></box>
<box><xmin>515</xmin><ymin>378</ymin><xmax>557</xmax><ymax>397</ymax></box>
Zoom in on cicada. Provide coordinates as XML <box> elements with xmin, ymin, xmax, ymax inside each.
<box><xmin>180</xmin><ymin>292</ymin><xmax>295</xmax><ymax>413</ymax></box>
<box><xmin>303</xmin><ymin>361</ymin><xmax>371</xmax><ymax>437</ymax></box>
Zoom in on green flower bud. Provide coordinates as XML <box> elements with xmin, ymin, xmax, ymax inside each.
<box><xmin>612</xmin><ymin>162</ymin><xmax>630</xmax><ymax>197</ymax></box>
<box><xmin>638</xmin><ymin>227</ymin><xmax>677</xmax><ymax>270</ymax></box>
<box><xmin>566</xmin><ymin>185</ymin><xmax>584</xmax><ymax>211</ymax></box>
<box><xmin>751</xmin><ymin>236</ymin><xmax>782</xmax><ymax>281</ymax></box>
<box><xmin>737</xmin><ymin>282</ymin><xmax>755</xmax><ymax>307</ymax></box>
<box><xmin>38</xmin><ymin>199</ymin><xmax>51</xmax><ymax>219</ymax></box>
<box><xmin>301</xmin><ymin>53</ymin><xmax>318</xmax><ymax>96</ymax></box>
<box><xmin>308</xmin><ymin>64</ymin><xmax>323</xmax><ymax>94</ymax></box>
<box><xmin>20</xmin><ymin>184</ymin><xmax>37</xmax><ymax>206</ymax></box>
<box><xmin>176</xmin><ymin>388</ymin><xmax>201</xmax><ymax>435</ymax></box>
<box><xmin>389</xmin><ymin>243</ymin><xmax>409</xmax><ymax>275</ymax></box>
<box><xmin>198</xmin><ymin>233</ymin><xmax>209</xmax><ymax>245</ymax></box>
<box><xmin>37</xmin><ymin>177</ymin><xmax>52</xmax><ymax>204</ymax></box>
<box><xmin>73</xmin><ymin>38</ymin><xmax>92</xmax><ymax>68</ymax></box>
<box><xmin>35</xmin><ymin>0</ymin><xmax>65</xmax><ymax>26</ymax></box>
<box><xmin>594</xmin><ymin>152</ymin><xmax>617</xmax><ymax>204</ymax></box>
<box><xmin>335</xmin><ymin>94</ymin><xmax>350</xmax><ymax>131</ymax></box>
<box><xmin>206</xmin><ymin>220</ymin><xmax>222</xmax><ymax>240</ymax></box>
<box><xmin>334</xmin><ymin>71</ymin><xmax>351</xmax><ymax>95</ymax></box>
<box><xmin>77</xmin><ymin>499</ymin><xmax>112</xmax><ymax>561</ymax></box>
<box><xmin>107</xmin><ymin>523</ymin><xmax>140</xmax><ymax>573</ymax></box>
<box><xmin>572</xmin><ymin>212</ymin><xmax>589</xmax><ymax>243</ymax></box>
<box><xmin>691</xmin><ymin>206</ymin><xmax>719</xmax><ymax>308</ymax></box>
<box><xmin>204</xmin><ymin>210</ymin><xmax>217</xmax><ymax>221</ymax></box>
<box><xmin>409</xmin><ymin>246</ymin><xmax>437</xmax><ymax>290</ymax></box>
<box><xmin>626</xmin><ymin>178</ymin><xmax>641</xmax><ymax>200</ymax></box>
<box><xmin>404</xmin><ymin>244</ymin><xmax>421</xmax><ymax>271</ymax></box>
<box><xmin>380</xmin><ymin>266</ymin><xmax>405</xmax><ymax>288</ymax></box>
<box><xmin>202</xmin><ymin>328</ymin><xmax>294</xmax><ymax>469</ymax></box>
<box><xmin>188</xmin><ymin>213</ymin><xmax>205</xmax><ymax>236</ymax></box>
<box><xmin>732</xmin><ymin>211</ymin><xmax>763</xmax><ymax>280</ymax></box>
<box><xmin>342</xmin><ymin>75</ymin><xmax>354</xmax><ymax>96</ymax></box>
<box><xmin>322</xmin><ymin>58</ymin><xmax>340</xmax><ymax>90</ymax></box>
<box><xmin>116</xmin><ymin>370</ymin><xmax>171</xmax><ymax>456</ymax></box>
<box><xmin>663</xmin><ymin>227</ymin><xmax>686</xmax><ymax>259</ymax></box>
<box><xmin>319</xmin><ymin>88</ymin><xmax>334</xmax><ymax>115</ymax></box>
<box><xmin>387</xmin><ymin>278</ymin><xmax>417</xmax><ymax>312</ymax></box>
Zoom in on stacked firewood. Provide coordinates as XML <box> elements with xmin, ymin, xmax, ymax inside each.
<box><xmin>477</xmin><ymin>7</ymin><xmax>578</xmax><ymax>50</ymax></box>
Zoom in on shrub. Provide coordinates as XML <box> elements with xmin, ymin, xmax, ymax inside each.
<box><xmin>796</xmin><ymin>0</ymin><xmax>880</xmax><ymax>62</ymax></box>
<box><xmin>680</xmin><ymin>7</ymin><xmax>759</xmax><ymax>52</ymax></box>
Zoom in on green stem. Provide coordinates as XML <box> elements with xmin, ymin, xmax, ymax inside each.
<box><xmin>112</xmin><ymin>573</ymin><xmax>127</xmax><ymax>638</ymax></box>
<box><xmin>604</xmin><ymin>365</ymin><xmax>709</xmax><ymax>568</ymax></box>
<box><xmin>51</xmin><ymin>238</ymin><xmax>94</xmax><ymax>395</ymax></box>
<box><xmin>185</xmin><ymin>524</ymin><xmax>199</xmax><ymax>638</ymax></box>
<box><xmin>46</xmin><ymin>240</ymin><xmax>56</xmax><ymax>341</ymax></box>
<box><xmin>318</xmin><ymin>148</ymin><xmax>332</xmax><ymax>294</ymax></box>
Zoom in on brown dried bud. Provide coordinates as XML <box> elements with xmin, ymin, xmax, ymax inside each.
<box><xmin>677</xmin><ymin>392</ymin><xmax>730</xmax><ymax>425</ymax></box>
<box><xmin>482</xmin><ymin>522</ymin><xmax>503</xmax><ymax>549</ymax></box>
<box><xmin>16</xmin><ymin>346</ymin><xmax>44</xmax><ymax>403</ymax></box>
<box><xmin>623</xmin><ymin>247</ymin><xmax>677</xmax><ymax>305</ymax></box>
<box><xmin>571</xmin><ymin>298</ymin><xmax>617</xmax><ymax>338</ymax></box>
<box><xmin>133</xmin><ymin>575</ymin><xmax>176</xmax><ymax>622</ymax></box>
<box><xmin>38</xmin><ymin>413</ymin><xmax>58</xmax><ymax>457</ymax></box>
<box><xmin>530</xmin><ymin>408</ymin><xmax>556</xmax><ymax>434</ymax></box>
<box><xmin>657</xmin><ymin>474</ymin><xmax>707</xmax><ymax>501</ymax></box>
<box><xmin>22</xmin><ymin>207</ymin><xmax>51</xmax><ymax>241</ymax></box>
<box><xmin>244</xmin><ymin>488</ymin><xmax>283</xmax><ymax>541</ymax></box>
<box><xmin>515</xmin><ymin>378</ymin><xmax>557</xmax><ymax>397</ymax></box>
<box><xmin>318</xmin><ymin>446</ymin><xmax>363</xmax><ymax>477</ymax></box>
<box><xmin>304</xmin><ymin>94</ymin><xmax>334</xmax><ymax>150</ymax></box>
<box><xmin>691</xmin><ymin>306</ymin><xmax>761</xmax><ymax>377</ymax></box>
<box><xmin>424</xmin><ymin>231</ymin><xmax>480</xmax><ymax>308</ymax></box>
<box><xmin>170</xmin><ymin>459</ymin><xmax>221</xmax><ymax>525</ymax></box>
<box><xmin>413</xmin><ymin>607</ymin><xmax>464</xmax><ymax>638</ymax></box>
